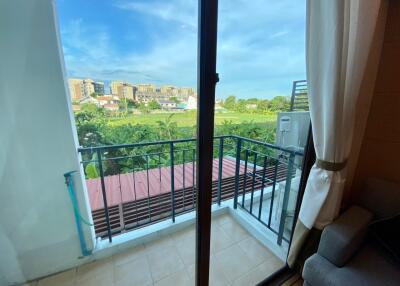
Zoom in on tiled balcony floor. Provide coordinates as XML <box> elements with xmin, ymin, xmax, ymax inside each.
<box><xmin>28</xmin><ymin>213</ymin><xmax>284</xmax><ymax>286</ymax></box>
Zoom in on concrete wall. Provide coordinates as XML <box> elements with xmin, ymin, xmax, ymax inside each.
<box><xmin>0</xmin><ymin>1</ymin><xmax>94</xmax><ymax>284</ymax></box>
<box><xmin>351</xmin><ymin>0</ymin><xmax>400</xmax><ymax>198</ymax></box>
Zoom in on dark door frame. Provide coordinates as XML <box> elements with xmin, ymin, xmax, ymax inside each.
<box><xmin>195</xmin><ymin>0</ymin><xmax>219</xmax><ymax>285</ymax></box>
<box><xmin>258</xmin><ymin>124</ymin><xmax>315</xmax><ymax>285</ymax></box>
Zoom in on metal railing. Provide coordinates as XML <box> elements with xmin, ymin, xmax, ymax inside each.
<box><xmin>78</xmin><ymin>135</ymin><xmax>303</xmax><ymax>244</ymax></box>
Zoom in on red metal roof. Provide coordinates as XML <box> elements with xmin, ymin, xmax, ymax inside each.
<box><xmin>86</xmin><ymin>157</ymin><xmax>246</xmax><ymax>211</ymax></box>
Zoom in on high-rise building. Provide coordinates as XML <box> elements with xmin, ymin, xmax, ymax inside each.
<box><xmin>137</xmin><ymin>83</ymin><xmax>156</xmax><ymax>93</ymax></box>
<box><xmin>82</xmin><ymin>79</ymin><xmax>95</xmax><ymax>97</ymax></box>
<box><xmin>68</xmin><ymin>78</ymin><xmax>84</xmax><ymax>100</ymax></box>
<box><xmin>110</xmin><ymin>81</ymin><xmax>136</xmax><ymax>101</ymax></box>
<box><xmin>68</xmin><ymin>78</ymin><xmax>105</xmax><ymax>99</ymax></box>
<box><xmin>93</xmin><ymin>81</ymin><xmax>105</xmax><ymax>95</ymax></box>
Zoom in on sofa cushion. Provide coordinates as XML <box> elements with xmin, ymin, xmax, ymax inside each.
<box><xmin>317</xmin><ymin>206</ymin><xmax>373</xmax><ymax>267</ymax></box>
<box><xmin>369</xmin><ymin>214</ymin><xmax>400</xmax><ymax>264</ymax></box>
<box><xmin>303</xmin><ymin>243</ymin><xmax>400</xmax><ymax>286</ymax></box>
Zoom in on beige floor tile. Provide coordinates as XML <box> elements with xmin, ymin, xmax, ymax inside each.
<box><xmin>232</xmin><ymin>257</ymin><xmax>284</xmax><ymax>286</ymax></box>
<box><xmin>154</xmin><ymin>269</ymin><xmax>193</xmax><ymax>286</ymax></box>
<box><xmin>175</xmin><ymin>235</ymin><xmax>195</xmax><ymax>266</ymax></box>
<box><xmin>219</xmin><ymin>220</ymin><xmax>249</xmax><ymax>244</ymax></box>
<box><xmin>113</xmin><ymin>244</ymin><xmax>147</xmax><ymax>267</ymax></box>
<box><xmin>170</xmin><ymin>226</ymin><xmax>195</xmax><ymax>243</ymax></box>
<box><xmin>187</xmin><ymin>259</ymin><xmax>230</xmax><ymax>286</ymax></box>
<box><xmin>76</xmin><ymin>257</ymin><xmax>114</xmax><ymax>284</ymax></box>
<box><xmin>144</xmin><ymin>234</ymin><xmax>174</xmax><ymax>254</ymax></box>
<box><xmin>209</xmin><ymin>258</ymin><xmax>231</xmax><ymax>286</ymax></box>
<box><xmin>238</xmin><ymin>237</ymin><xmax>276</xmax><ymax>265</ymax></box>
<box><xmin>214</xmin><ymin>244</ymin><xmax>255</xmax><ymax>283</ymax></box>
<box><xmin>77</xmin><ymin>272</ymin><xmax>114</xmax><ymax>286</ymax></box>
<box><xmin>37</xmin><ymin>269</ymin><xmax>76</xmax><ymax>286</ymax></box>
<box><xmin>147</xmin><ymin>245</ymin><xmax>185</xmax><ymax>282</ymax></box>
<box><xmin>258</xmin><ymin>256</ymin><xmax>285</xmax><ymax>274</ymax></box>
<box><xmin>114</xmin><ymin>255</ymin><xmax>152</xmax><ymax>286</ymax></box>
<box><xmin>213</xmin><ymin>213</ymin><xmax>235</xmax><ymax>227</ymax></box>
<box><xmin>210</xmin><ymin>224</ymin><xmax>235</xmax><ymax>254</ymax></box>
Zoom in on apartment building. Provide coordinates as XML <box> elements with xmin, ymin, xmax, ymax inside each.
<box><xmin>110</xmin><ymin>81</ymin><xmax>136</xmax><ymax>101</ymax></box>
<box><xmin>68</xmin><ymin>78</ymin><xmax>104</xmax><ymax>100</ymax></box>
<box><xmin>68</xmin><ymin>78</ymin><xmax>84</xmax><ymax>100</ymax></box>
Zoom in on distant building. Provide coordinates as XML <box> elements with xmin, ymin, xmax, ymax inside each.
<box><xmin>82</xmin><ymin>79</ymin><xmax>95</xmax><ymax>97</ymax></box>
<box><xmin>158</xmin><ymin>100</ymin><xmax>177</xmax><ymax>110</ymax></box>
<box><xmin>79</xmin><ymin>96</ymin><xmax>99</xmax><ymax>106</ymax></box>
<box><xmin>137</xmin><ymin>83</ymin><xmax>157</xmax><ymax>93</ymax></box>
<box><xmin>110</xmin><ymin>81</ymin><xmax>136</xmax><ymax>101</ymax></box>
<box><xmin>68</xmin><ymin>79</ymin><xmax>84</xmax><ymax>100</ymax></box>
<box><xmin>96</xmin><ymin>95</ymin><xmax>120</xmax><ymax>106</ymax></box>
<box><xmin>185</xmin><ymin>96</ymin><xmax>197</xmax><ymax>110</ymax></box>
<box><xmin>68</xmin><ymin>78</ymin><xmax>104</xmax><ymax>99</ymax></box>
<box><xmin>135</xmin><ymin>84</ymin><xmax>196</xmax><ymax>104</ymax></box>
<box><xmin>93</xmin><ymin>81</ymin><xmax>105</xmax><ymax>95</ymax></box>
<box><xmin>135</xmin><ymin>84</ymin><xmax>158</xmax><ymax>103</ymax></box>
<box><xmin>246</xmin><ymin>104</ymin><xmax>257</xmax><ymax>109</ymax></box>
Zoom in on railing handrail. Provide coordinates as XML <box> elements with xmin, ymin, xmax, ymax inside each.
<box><xmin>80</xmin><ymin>133</ymin><xmax>303</xmax><ymax>243</ymax></box>
<box><xmin>77</xmin><ymin>135</ymin><xmax>303</xmax><ymax>156</ymax></box>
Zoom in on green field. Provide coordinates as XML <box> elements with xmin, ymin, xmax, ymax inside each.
<box><xmin>107</xmin><ymin>111</ymin><xmax>277</xmax><ymax>127</ymax></box>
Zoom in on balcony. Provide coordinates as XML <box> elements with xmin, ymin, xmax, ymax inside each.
<box><xmin>31</xmin><ymin>213</ymin><xmax>285</xmax><ymax>285</ymax></box>
<box><xmin>40</xmin><ymin>135</ymin><xmax>304</xmax><ymax>285</ymax></box>
<box><xmin>78</xmin><ymin>135</ymin><xmax>303</xmax><ymax>246</ymax></box>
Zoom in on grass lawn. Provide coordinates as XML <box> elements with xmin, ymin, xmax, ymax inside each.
<box><xmin>107</xmin><ymin>111</ymin><xmax>277</xmax><ymax>127</ymax></box>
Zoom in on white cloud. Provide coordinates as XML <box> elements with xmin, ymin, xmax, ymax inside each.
<box><xmin>115</xmin><ymin>0</ymin><xmax>197</xmax><ymax>28</ymax></box>
<box><xmin>60</xmin><ymin>0</ymin><xmax>306</xmax><ymax>99</ymax></box>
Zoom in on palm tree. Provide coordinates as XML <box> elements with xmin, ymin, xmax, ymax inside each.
<box><xmin>156</xmin><ymin>114</ymin><xmax>178</xmax><ymax>140</ymax></box>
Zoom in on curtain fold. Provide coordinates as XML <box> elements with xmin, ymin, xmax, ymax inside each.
<box><xmin>288</xmin><ymin>0</ymin><xmax>384</xmax><ymax>267</ymax></box>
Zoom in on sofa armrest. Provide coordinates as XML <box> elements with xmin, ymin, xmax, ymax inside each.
<box><xmin>317</xmin><ymin>205</ymin><xmax>373</xmax><ymax>267</ymax></box>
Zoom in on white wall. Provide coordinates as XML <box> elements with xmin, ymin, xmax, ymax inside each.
<box><xmin>0</xmin><ymin>1</ymin><xmax>94</xmax><ymax>284</ymax></box>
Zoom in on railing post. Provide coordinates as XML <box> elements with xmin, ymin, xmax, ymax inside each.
<box><xmin>258</xmin><ymin>156</ymin><xmax>268</xmax><ymax>220</ymax></box>
<box><xmin>96</xmin><ymin>149</ymin><xmax>112</xmax><ymax>242</ymax></box>
<box><xmin>170</xmin><ymin>142</ymin><xmax>175</xmax><ymax>223</ymax></box>
<box><xmin>277</xmin><ymin>152</ymin><xmax>295</xmax><ymax>245</ymax></box>
<box><xmin>217</xmin><ymin>137</ymin><xmax>224</xmax><ymax>206</ymax></box>
<box><xmin>249</xmin><ymin>152</ymin><xmax>258</xmax><ymax>214</ymax></box>
<box><xmin>268</xmin><ymin>159</ymin><xmax>279</xmax><ymax>227</ymax></box>
<box><xmin>241</xmin><ymin>150</ymin><xmax>249</xmax><ymax>207</ymax></box>
<box><xmin>233</xmin><ymin>137</ymin><xmax>242</xmax><ymax>209</ymax></box>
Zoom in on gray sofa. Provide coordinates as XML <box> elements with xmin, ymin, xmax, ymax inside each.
<box><xmin>302</xmin><ymin>178</ymin><xmax>400</xmax><ymax>286</ymax></box>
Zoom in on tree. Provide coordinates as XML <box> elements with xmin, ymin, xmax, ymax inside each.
<box><xmin>235</xmin><ymin>99</ymin><xmax>247</xmax><ymax>113</ymax></box>
<box><xmin>269</xmin><ymin>96</ymin><xmax>290</xmax><ymax>111</ymax></box>
<box><xmin>126</xmin><ymin>99</ymin><xmax>138</xmax><ymax>108</ymax></box>
<box><xmin>170</xmin><ymin>96</ymin><xmax>180</xmax><ymax>104</ymax></box>
<box><xmin>157</xmin><ymin>114</ymin><xmax>178</xmax><ymax>140</ymax></box>
<box><xmin>257</xmin><ymin>99</ymin><xmax>269</xmax><ymax>113</ymax></box>
<box><xmin>138</xmin><ymin>103</ymin><xmax>150</xmax><ymax>114</ymax></box>
<box><xmin>223</xmin><ymin>96</ymin><xmax>236</xmax><ymax>110</ymax></box>
<box><xmin>246</xmin><ymin>98</ymin><xmax>259</xmax><ymax>104</ymax></box>
<box><xmin>119</xmin><ymin>98</ymin><xmax>129</xmax><ymax>116</ymax></box>
<box><xmin>148</xmin><ymin>100</ymin><xmax>161</xmax><ymax>110</ymax></box>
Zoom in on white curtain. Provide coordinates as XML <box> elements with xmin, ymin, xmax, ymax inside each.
<box><xmin>288</xmin><ymin>0</ymin><xmax>384</xmax><ymax>267</ymax></box>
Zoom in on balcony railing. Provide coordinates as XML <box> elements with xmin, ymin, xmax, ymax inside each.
<box><xmin>77</xmin><ymin>135</ymin><xmax>303</xmax><ymax>245</ymax></box>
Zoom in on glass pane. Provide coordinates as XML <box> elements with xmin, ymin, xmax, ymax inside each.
<box><xmin>211</xmin><ymin>0</ymin><xmax>307</xmax><ymax>284</ymax></box>
<box><xmin>57</xmin><ymin>0</ymin><xmax>198</xmax><ymax>285</ymax></box>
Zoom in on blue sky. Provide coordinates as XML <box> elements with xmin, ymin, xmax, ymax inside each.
<box><xmin>57</xmin><ymin>0</ymin><xmax>306</xmax><ymax>99</ymax></box>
